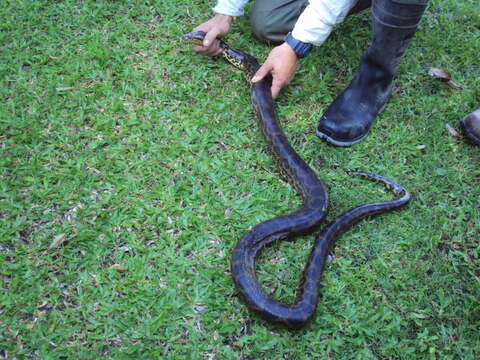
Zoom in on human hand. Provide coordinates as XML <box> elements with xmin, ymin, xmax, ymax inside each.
<box><xmin>192</xmin><ymin>14</ymin><xmax>233</xmax><ymax>56</ymax></box>
<box><xmin>251</xmin><ymin>43</ymin><xmax>299</xmax><ymax>99</ymax></box>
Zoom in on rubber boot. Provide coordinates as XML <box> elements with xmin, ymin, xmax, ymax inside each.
<box><xmin>317</xmin><ymin>0</ymin><xmax>428</xmax><ymax>147</ymax></box>
<box><xmin>348</xmin><ymin>0</ymin><xmax>372</xmax><ymax>15</ymax></box>
<box><xmin>460</xmin><ymin>109</ymin><xmax>480</xmax><ymax>146</ymax></box>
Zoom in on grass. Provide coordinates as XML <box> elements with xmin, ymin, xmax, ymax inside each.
<box><xmin>0</xmin><ymin>0</ymin><xmax>479</xmax><ymax>358</ymax></box>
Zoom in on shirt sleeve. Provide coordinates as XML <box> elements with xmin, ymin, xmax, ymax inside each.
<box><xmin>213</xmin><ymin>0</ymin><xmax>249</xmax><ymax>17</ymax></box>
<box><xmin>292</xmin><ymin>0</ymin><xmax>358</xmax><ymax>46</ymax></box>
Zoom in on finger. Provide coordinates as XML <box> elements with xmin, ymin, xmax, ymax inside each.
<box><xmin>193</xmin><ymin>45</ymin><xmax>208</xmax><ymax>56</ymax></box>
<box><xmin>251</xmin><ymin>62</ymin><xmax>273</xmax><ymax>83</ymax></box>
<box><xmin>204</xmin><ymin>39</ymin><xmax>221</xmax><ymax>56</ymax></box>
<box><xmin>194</xmin><ymin>41</ymin><xmax>221</xmax><ymax>57</ymax></box>
<box><xmin>203</xmin><ymin>29</ymin><xmax>220</xmax><ymax>47</ymax></box>
<box><xmin>271</xmin><ymin>75</ymin><xmax>287</xmax><ymax>99</ymax></box>
<box><xmin>212</xmin><ymin>45</ymin><xmax>223</xmax><ymax>56</ymax></box>
<box><xmin>271</xmin><ymin>82</ymin><xmax>283</xmax><ymax>99</ymax></box>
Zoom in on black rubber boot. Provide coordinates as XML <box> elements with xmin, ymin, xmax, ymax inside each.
<box><xmin>317</xmin><ymin>0</ymin><xmax>428</xmax><ymax>147</ymax></box>
<box><xmin>460</xmin><ymin>109</ymin><xmax>480</xmax><ymax>146</ymax></box>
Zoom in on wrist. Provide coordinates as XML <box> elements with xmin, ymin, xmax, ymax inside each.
<box><xmin>279</xmin><ymin>42</ymin><xmax>298</xmax><ymax>60</ymax></box>
<box><xmin>214</xmin><ymin>13</ymin><xmax>234</xmax><ymax>25</ymax></box>
<box><xmin>284</xmin><ymin>32</ymin><xmax>313</xmax><ymax>59</ymax></box>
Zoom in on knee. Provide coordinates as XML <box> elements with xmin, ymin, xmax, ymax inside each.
<box><xmin>249</xmin><ymin>0</ymin><xmax>307</xmax><ymax>43</ymax></box>
<box><xmin>250</xmin><ymin>11</ymin><xmax>280</xmax><ymax>43</ymax></box>
<box><xmin>250</xmin><ymin>0</ymin><xmax>301</xmax><ymax>44</ymax></box>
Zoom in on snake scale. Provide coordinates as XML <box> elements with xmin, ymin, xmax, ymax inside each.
<box><xmin>182</xmin><ymin>31</ymin><xmax>411</xmax><ymax>328</ymax></box>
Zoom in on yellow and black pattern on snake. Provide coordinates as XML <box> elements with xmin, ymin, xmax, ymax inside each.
<box><xmin>182</xmin><ymin>31</ymin><xmax>411</xmax><ymax>328</ymax></box>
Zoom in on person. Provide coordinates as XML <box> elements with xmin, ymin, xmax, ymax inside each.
<box><xmin>460</xmin><ymin>109</ymin><xmax>480</xmax><ymax>146</ymax></box>
<box><xmin>191</xmin><ymin>0</ymin><xmax>429</xmax><ymax>146</ymax></box>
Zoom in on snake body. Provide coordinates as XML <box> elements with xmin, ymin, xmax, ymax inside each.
<box><xmin>182</xmin><ymin>31</ymin><xmax>411</xmax><ymax>328</ymax></box>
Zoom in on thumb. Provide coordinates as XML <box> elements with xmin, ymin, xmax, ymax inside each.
<box><xmin>203</xmin><ymin>29</ymin><xmax>219</xmax><ymax>47</ymax></box>
<box><xmin>251</xmin><ymin>62</ymin><xmax>272</xmax><ymax>83</ymax></box>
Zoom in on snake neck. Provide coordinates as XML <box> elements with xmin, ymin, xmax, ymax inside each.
<box><xmin>220</xmin><ymin>42</ymin><xmax>259</xmax><ymax>81</ymax></box>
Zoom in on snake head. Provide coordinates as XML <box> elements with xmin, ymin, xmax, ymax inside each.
<box><xmin>182</xmin><ymin>30</ymin><xmax>260</xmax><ymax>83</ymax></box>
<box><xmin>182</xmin><ymin>30</ymin><xmax>207</xmax><ymax>45</ymax></box>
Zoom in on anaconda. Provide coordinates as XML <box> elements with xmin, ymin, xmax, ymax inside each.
<box><xmin>182</xmin><ymin>31</ymin><xmax>411</xmax><ymax>328</ymax></box>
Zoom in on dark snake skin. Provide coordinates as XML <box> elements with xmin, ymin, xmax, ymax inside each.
<box><xmin>182</xmin><ymin>31</ymin><xmax>411</xmax><ymax>328</ymax></box>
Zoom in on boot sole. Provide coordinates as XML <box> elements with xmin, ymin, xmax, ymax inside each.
<box><xmin>316</xmin><ymin>128</ymin><xmax>369</xmax><ymax>147</ymax></box>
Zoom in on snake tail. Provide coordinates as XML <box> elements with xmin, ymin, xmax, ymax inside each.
<box><xmin>232</xmin><ymin>171</ymin><xmax>410</xmax><ymax>328</ymax></box>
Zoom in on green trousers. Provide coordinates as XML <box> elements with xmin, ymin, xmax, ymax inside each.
<box><xmin>250</xmin><ymin>0</ymin><xmax>308</xmax><ymax>43</ymax></box>
<box><xmin>250</xmin><ymin>0</ymin><xmax>428</xmax><ymax>43</ymax></box>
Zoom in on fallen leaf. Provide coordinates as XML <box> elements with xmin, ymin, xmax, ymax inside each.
<box><xmin>56</xmin><ymin>86</ymin><xmax>76</xmax><ymax>91</ymax></box>
<box><xmin>111</xmin><ymin>264</ymin><xmax>126</xmax><ymax>272</ymax></box>
<box><xmin>428</xmin><ymin>67</ymin><xmax>451</xmax><ymax>80</ymax></box>
<box><xmin>428</xmin><ymin>67</ymin><xmax>462</xmax><ymax>90</ymax></box>
<box><xmin>224</xmin><ymin>208</ymin><xmax>233</xmax><ymax>217</ymax></box>
<box><xmin>445</xmin><ymin>124</ymin><xmax>460</xmax><ymax>139</ymax></box>
<box><xmin>193</xmin><ymin>304</ymin><xmax>207</xmax><ymax>314</ymax></box>
<box><xmin>49</xmin><ymin>234</ymin><xmax>67</xmax><ymax>249</ymax></box>
<box><xmin>445</xmin><ymin>80</ymin><xmax>462</xmax><ymax>90</ymax></box>
<box><xmin>411</xmin><ymin>312</ymin><xmax>429</xmax><ymax>319</ymax></box>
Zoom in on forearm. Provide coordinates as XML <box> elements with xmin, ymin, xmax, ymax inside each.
<box><xmin>292</xmin><ymin>0</ymin><xmax>358</xmax><ymax>45</ymax></box>
<box><xmin>213</xmin><ymin>0</ymin><xmax>249</xmax><ymax>16</ymax></box>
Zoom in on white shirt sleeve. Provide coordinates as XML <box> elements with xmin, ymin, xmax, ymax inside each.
<box><xmin>213</xmin><ymin>0</ymin><xmax>249</xmax><ymax>17</ymax></box>
<box><xmin>292</xmin><ymin>0</ymin><xmax>358</xmax><ymax>46</ymax></box>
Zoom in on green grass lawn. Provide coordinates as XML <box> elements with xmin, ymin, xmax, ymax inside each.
<box><xmin>1</xmin><ymin>0</ymin><xmax>479</xmax><ymax>358</ymax></box>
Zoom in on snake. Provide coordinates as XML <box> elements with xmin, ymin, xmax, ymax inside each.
<box><xmin>182</xmin><ymin>31</ymin><xmax>411</xmax><ymax>328</ymax></box>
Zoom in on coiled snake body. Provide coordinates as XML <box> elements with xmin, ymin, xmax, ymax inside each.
<box><xmin>182</xmin><ymin>31</ymin><xmax>410</xmax><ymax>328</ymax></box>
